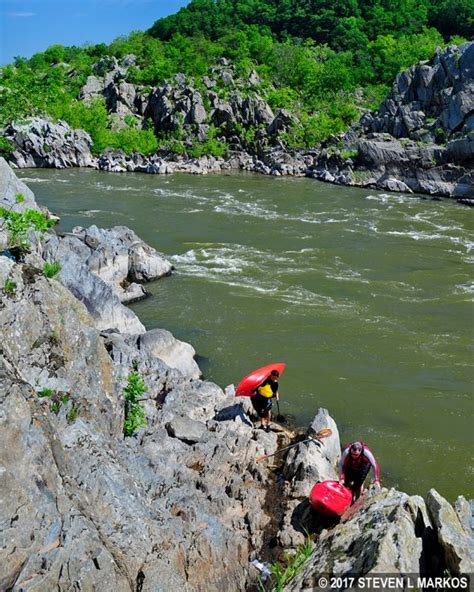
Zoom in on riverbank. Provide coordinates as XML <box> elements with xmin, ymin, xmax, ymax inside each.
<box><xmin>3</xmin><ymin>42</ymin><xmax>473</xmax><ymax>201</ymax></box>
<box><xmin>1</xmin><ymin>158</ymin><xmax>472</xmax><ymax>589</ymax></box>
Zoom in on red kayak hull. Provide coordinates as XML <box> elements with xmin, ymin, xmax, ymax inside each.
<box><xmin>235</xmin><ymin>362</ymin><xmax>286</xmax><ymax>397</ymax></box>
<box><xmin>309</xmin><ymin>480</ymin><xmax>352</xmax><ymax>517</ymax></box>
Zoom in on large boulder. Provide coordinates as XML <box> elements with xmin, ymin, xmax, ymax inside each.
<box><xmin>283</xmin><ymin>408</ymin><xmax>340</xmax><ymax>498</ymax></box>
<box><xmin>4</xmin><ymin>118</ymin><xmax>96</xmax><ymax>169</ymax></box>
<box><xmin>138</xmin><ymin>328</ymin><xmax>201</xmax><ymax>380</ymax></box>
<box><xmin>43</xmin><ymin>225</ymin><xmax>173</xmax><ymax>307</ymax></box>
<box><xmin>426</xmin><ymin>489</ymin><xmax>474</xmax><ymax>575</ymax></box>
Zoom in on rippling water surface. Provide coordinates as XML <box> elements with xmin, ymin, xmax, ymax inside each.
<box><xmin>19</xmin><ymin>168</ymin><xmax>473</xmax><ymax>500</ymax></box>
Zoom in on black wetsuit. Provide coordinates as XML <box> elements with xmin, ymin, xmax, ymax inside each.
<box><xmin>251</xmin><ymin>378</ymin><xmax>278</xmax><ymax>418</ymax></box>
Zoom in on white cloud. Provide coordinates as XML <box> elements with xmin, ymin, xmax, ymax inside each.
<box><xmin>7</xmin><ymin>11</ymin><xmax>36</xmax><ymax>17</ymax></box>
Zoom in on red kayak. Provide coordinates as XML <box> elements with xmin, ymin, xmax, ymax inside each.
<box><xmin>309</xmin><ymin>480</ymin><xmax>352</xmax><ymax>517</ymax></box>
<box><xmin>235</xmin><ymin>362</ymin><xmax>286</xmax><ymax>397</ymax></box>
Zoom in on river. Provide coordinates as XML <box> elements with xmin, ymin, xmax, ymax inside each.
<box><xmin>18</xmin><ymin>168</ymin><xmax>473</xmax><ymax>500</ymax></box>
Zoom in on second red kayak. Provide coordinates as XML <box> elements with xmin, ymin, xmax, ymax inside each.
<box><xmin>309</xmin><ymin>480</ymin><xmax>352</xmax><ymax>517</ymax></box>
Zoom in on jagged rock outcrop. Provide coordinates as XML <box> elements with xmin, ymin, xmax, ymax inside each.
<box><xmin>327</xmin><ymin>42</ymin><xmax>474</xmax><ymax>197</ymax></box>
<box><xmin>0</xmin><ymin>156</ymin><xmax>39</xmax><ymax>210</ymax></box>
<box><xmin>426</xmin><ymin>489</ymin><xmax>474</xmax><ymax>575</ymax></box>
<box><xmin>4</xmin><ymin>118</ymin><xmax>97</xmax><ymax>169</ymax></box>
<box><xmin>43</xmin><ymin>224</ymin><xmax>173</xmax><ymax>306</ymax></box>
<box><xmin>282</xmin><ymin>489</ymin><xmax>435</xmax><ymax>591</ymax></box>
<box><xmin>362</xmin><ymin>43</ymin><xmax>474</xmax><ymax>140</ymax></box>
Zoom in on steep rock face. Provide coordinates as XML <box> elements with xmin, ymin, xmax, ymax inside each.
<box><xmin>0</xmin><ymin>160</ymin><xmax>286</xmax><ymax>591</ymax></box>
<box><xmin>363</xmin><ymin>43</ymin><xmax>474</xmax><ymax>140</ymax></box>
<box><xmin>426</xmin><ymin>489</ymin><xmax>474</xmax><ymax>574</ymax></box>
<box><xmin>0</xmin><ymin>253</ymin><xmax>282</xmax><ymax>591</ymax></box>
<box><xmin>0</xmin><ymin>156</ymin><xmax>44</xmax><ymax>250</ymax></box>
<box><xmin>338</xmin><ymin>42</ymin><xmax>474</xmax><ymax>197</ymax></box>
<box><xmin>44</xmin><ymin>224</ymin><xmax>173</xmax><ymax>306</ymax></box>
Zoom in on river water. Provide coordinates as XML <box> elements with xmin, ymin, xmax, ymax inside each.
<box><xmin>18</xmin><ymin>168</ymin><xmax>473</xmax><ymax>500</ymax></box>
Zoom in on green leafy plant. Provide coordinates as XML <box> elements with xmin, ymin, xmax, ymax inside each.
<box><xmin>123</xmin><ymin>370</ymin><xmax>147</xmax><ymax>437</ymax></box>
<box><xmin>38</xmin><ymin>388</ymin><xmax>54</xmax><ymax>398</ymax></box>
<box><xmin>66</xmin><ymin>404</ymin><xmax>79</xmax><ymax>423</ymax></box>
<box><xmin>3</xmin><ymin>277</ymin><xmax>17</xmax><ymax>295</ymax></box>
<box><xmin>0</xmin><ymin>198</ymin><xmax>56</xmax><ymax>250</ymax></box>
<box><xmin>43</xmin><ymin>261</ymin><xmax>61</xmax><ymax>278</ymax></box>
<box><xmin>341</xmin><ymin>149</ymin><xmax>359</xmax><ymax>161</ymax></box>
<box><xmin>0</xmin><ymin>136</ymin><xmax>14</xmax><ymax>158</ymax></box>
<box><xmin>51</xmin><ymin>400</ymin><xmax>61</xmax><ymax>415</ymax></box>
<box><xmin>266</xmin><ymin>536</ymin><xmax>313</xmax><ymax>591</ymax></box>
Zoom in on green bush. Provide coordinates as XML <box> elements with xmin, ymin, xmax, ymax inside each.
<box><xmin>66</xmin><ymin>404</ymin><xmax>79</xmax><ymax>423</ymax></box>
<box><xmin>43</xmin><ymin>261</ymin><xmax>61</xmax><ymax>278</ymax></box>
<box><xmin>0</xmin><ymin>202</ymin><xmax>56</xmax><ymax>250</ymax></box>
<box><xmin>266</xmin><ymin>536</ymin><xmax>313</xmax><ymax>591</ymax></box>
<box><xmin>38</xmin><ymin>388</ymin><xmax>54</xmax><ymax>398</ymax></box>
<box><xmin>3</xmin><ymin>277</ymin><xmax>17</xmax><ymax>295</ymax></box>
<box><xmin>0</xmin><ymin>136</ymin><xmax>14</xmax><ymax>158</ymax></box>
<box><xmin>123</xmin><ymin>370</ymin><xmax>147</xmax><ymax>437</ymax></box>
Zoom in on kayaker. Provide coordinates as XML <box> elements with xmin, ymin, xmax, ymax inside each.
<box><xmin>251</xmin><ymin>369</ymin><xmax>280</xmax><ymax>432</ymax></box>
<box><xmin>339</xmin><ymin>441</ymin><xmax>380</xmax><ymax>501</ymax></box>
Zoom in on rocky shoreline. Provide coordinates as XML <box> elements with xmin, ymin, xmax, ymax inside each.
<box><xmin>1</xmin><ymin>158</ymin><xmax>472</xmax><ymax>590</ymax></box>
<box><xmin>2</xmin><ymin>42</ymin><xmax>473</xmax><ymax>201</ymax></box>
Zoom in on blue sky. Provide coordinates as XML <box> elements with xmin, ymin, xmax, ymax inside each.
<box><xmin>0</xmin><ymin>0</ymin><xmax>189</xmax><ymax>64</ymax></box>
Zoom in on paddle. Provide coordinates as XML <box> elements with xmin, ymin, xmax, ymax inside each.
<box><xmin>256</xmin><ymin>427</ymin><xmax>333</xmax><ymax>462</ymax></box>
<box><xmin>275</xmin><ymin>399</ymin><xmax>286</xmax><ymax>423</ymax></box>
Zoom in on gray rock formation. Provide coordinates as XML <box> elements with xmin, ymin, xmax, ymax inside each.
<box><xmin>4</xmin><ymin>118</ymin><xmax>97</xmax><ymax>169</ymax></box>
<box><xmin>2</xmin><ymin>45</ymin><xmax>473</xmax><ymax>198</ymax></box>
<box><xmin>139</xmin><ymin>329</ymin><xmax>201</xmax><ymax>380</ymax></box>
<box><xmin>426</xmin><ymin>489</ymin><xmax>474</xmax><ymax>574</ymax></box>
<box><xmin>0</xmin><ymin>156</ymin><xmax>38</xmax><ymax>209</ymax></box>
<box><xmin>338</xmin><ymin>42</ymin><xmax>474</xmax><ymax>197</ymax></box>
<box><xmin>41</xmin><ymin>223</ymin><xmax>174</xmax><ymax>335</ymax></box>
<box><xmin>363</xmin><ymin>43</ymin><xmax>474</xmax><ymax>140</ymax></box>
<box><xmin>0</xmin><ymin>162</ymin><xmax>283</xmax><ymax>591</ymax></box>
<box><xmin>282</xmin><ymin>489</ymin><xmax>433</xmax><ymax>591</ymax></box>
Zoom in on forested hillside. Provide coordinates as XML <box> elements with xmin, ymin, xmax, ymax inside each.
<box><xmin>0</xmin><ymin>0</ymin><xmax>471</xmax><ymax>158</ymax></box>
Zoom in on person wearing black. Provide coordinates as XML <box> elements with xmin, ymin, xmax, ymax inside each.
<box><xmin>251</xmin><ymin>369</ymin><xmax>280</xmax><ymax>432</ymax></box>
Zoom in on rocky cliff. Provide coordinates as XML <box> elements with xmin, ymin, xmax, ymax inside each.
<box><xmin>2</xmin><ymin>44</ymin><xmax>473</xmax><ymax>199</ymax></box>
<box><xmin>0</xmin><ymin>162</ymin><xmax>472</xmax><ymax>591</ymax></box>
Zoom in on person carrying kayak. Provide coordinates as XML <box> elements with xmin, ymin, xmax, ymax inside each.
<box><xmin>251</xmin><ymin>369</ymin><xmax>280</xmax><ymax>432</ymax></box>
<box><xmin>339</xmin><ymin>441</ymin><xmax>380</xmax><ymax>502</ymax></box>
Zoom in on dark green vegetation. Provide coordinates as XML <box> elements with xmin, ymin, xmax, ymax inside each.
<box><xmin>260</xmin><ymin>536</ymin><xmax>313</xmax><ymax>592</ymax></box>
<box><xmin>123</xmin><ymin>370</ymin><xmax>147</xmax><ymax>437</ymax></box>
<box><xmin>43</xmin><ymin>261</ymin><xmax>61</xmax><ymax>279</ymax></box>
<box><xmin>0</xmin><ymin>0</ymin><xmax>469</xmax><ymax>154</ymax></box>
<box><xmin>37</xmin><ymin>388</ymin><xmax>77</xmax><ymax>420</ymax></box>
<box><xmin>0</xmin><ymin>193</ymin><xmax>56</xmax><ymax>250</ymax></box>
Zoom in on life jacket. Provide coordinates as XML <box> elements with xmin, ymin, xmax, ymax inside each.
<box><xmin>256</xmin><ymin>384</ymin><xmax>274</xmax><ymax>398</ymax></box>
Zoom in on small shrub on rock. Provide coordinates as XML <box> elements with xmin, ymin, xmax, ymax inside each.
<box><xmin>123</xmin><ymin>370</ymin><xmax>147</xmax><ymax>437</ymax></box>
<box><xmin>43</xmin><ymin>261</ymin><xmax>61</xmax><ymax>278</ymax></box>
<box><xmin>3</xmin><ymin>277</ymin><xmax>17</xmax><ymax>295</ymax></box>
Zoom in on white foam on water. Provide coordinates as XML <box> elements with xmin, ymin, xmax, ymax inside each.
<box><xmin>365</xmin><ymin>193</ymin><xmax>415</xmax><ymax>205</ymax></box>
<box><xmin>76</xmin><ymin>209</ymin><xmax>129</xmax><ymax>218</ymax></box>
<box><xmin>18</xmin><ymin>177</ymin><xmax>49</xmax><ymax>183</ymax></box>
<box><xmin>93</xmin><ymin>183</ymin><xmax>138</xmax><ymax>192</ymax></box>
<box><xmin>384</xmin><ymin>229</ymin><xmax>474</xmax><ymax>252</ymax></box>
<box><xmin>326</xmin><ymin>271</ymin><xmax>370</xmax><ymax>284</ymax></box>
<box><xmin>454</xmin><ymin>282</ymin><xmax>474</xmax><ymax>294</ymax></box>
<box><xmin>406</xmin><ymin>212</ymin><xmax>462</xmax><ymax>232</ymax></box>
